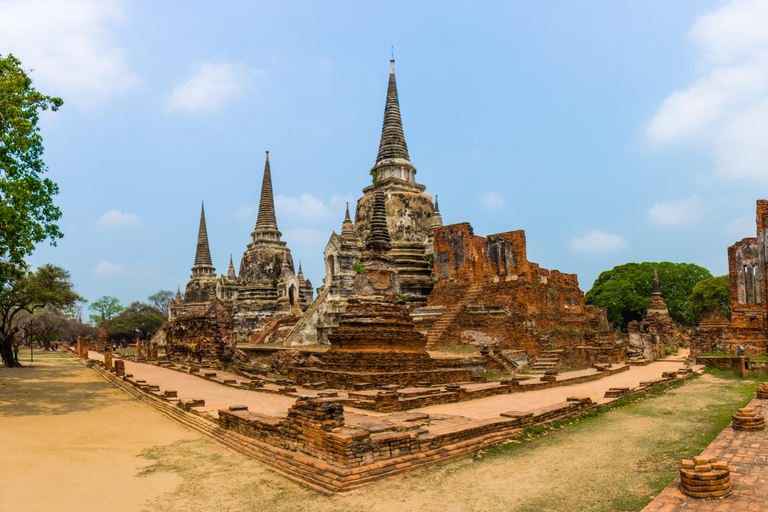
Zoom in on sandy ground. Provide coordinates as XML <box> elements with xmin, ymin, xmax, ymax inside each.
<box><xmin>0</xmin><ymin>350</ymin><xmax>753</xmax><ymax>512</ymax></box>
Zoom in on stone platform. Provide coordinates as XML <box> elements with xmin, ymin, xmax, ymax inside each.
<box><xmin>288</xmin><ymin>366</ymin><xmax>473</xmax><ymax>388</ymax></box>
<box><xmin>80</xmin><ymin>349</ymin><xmax>700</xmax><ymax>494</ymax></box>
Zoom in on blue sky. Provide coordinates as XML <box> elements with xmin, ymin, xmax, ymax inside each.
<box><xmin>3</xmin><ymin>0</ymin><xmax>767</xmax><ymax>310</ymax></box>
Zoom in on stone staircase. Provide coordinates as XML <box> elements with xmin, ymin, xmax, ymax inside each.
<box><xmin>282</xmin><ymin>286</ymin><xmax>331</xmax><ymax>346</ymax></box>
<box><xmin>426</xmin><ymin>283</ymin><xmax>484</xmax><ymax>348</ymax></box>
<box><xmin>530</xmin><ymin>350</ymin><xmax>563</xmax><ymax>373</ymax></box>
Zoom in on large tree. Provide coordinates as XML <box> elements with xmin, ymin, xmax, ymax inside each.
<box><xmin>686</xmin><ymin>275</ymin><xmax>730</xmax><ymax>325</ymax></box>
<box><xmin>17</xmin><ymin>305</ymin><xmax>66</xmax><ymax>350</ymax></box>
<box><xmin>106</xmin><ymin>301</ymin><xmax>165</xmax><ymax>341</ymax></box>
<box><xmin>148</xmin><ymin>289</ymin><xmax>174</xmax><ymax>317</ymax></box>
<box><xmin>88</xmin><ymin>295</ymin><xmax>124</xmax><ymax>325</ymax></box>
<box><xmin>0</xmin><ymin>264</ymin><xmax>82</xmax><ymax>366</ymax></box>
<box><xmin>0</xmin><ymin>54</ymin><xmax>64</xmax><ymax>273</ymax></box>
<box><xmin>585</xmin><ymin>261</ymin><xmax>712</xmax><ymax>331</ymax></box>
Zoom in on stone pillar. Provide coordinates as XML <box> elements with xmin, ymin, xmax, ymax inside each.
<box><xmin>80</xmin><ymin>339</ymin><xmax>90</xmax><ymax>359</ymax></box>
<box><xmin>680</xmin><ymin>456</ymin><xmax>731</xmax><ymax>499</ymax></box>
<box><xmin>104</xmin><ymin>344</ymin><xmax>113</xmax><ymax>370</ymax></box>
<box><xmin>114</xmin><ymin>360</ymin><xmax>125</xmax><ymax>377</ymax></box>
<box><xmin>732</xmin><ymin>407</ymin><xmax>765</xmax><ymax>431</ymax></box>
<box><xmin>149</xmin><ymin>342</ymin><xmax>158</xmax><ymax>361</ymax></box>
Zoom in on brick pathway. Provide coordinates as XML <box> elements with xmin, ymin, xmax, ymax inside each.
<box><xmin>643</xmin><ymin>399</ymin><xmax>768</xmax><ymax>512</ymax></box>
<box><xmin>415</xmin><ymin>360</ymin><xmax>688</xmax><ymax>419</ymax></box>
<box><xmin>90</xmin><ymin>352</ymin><xmax>691</xmax><ymax>423</ymax></box>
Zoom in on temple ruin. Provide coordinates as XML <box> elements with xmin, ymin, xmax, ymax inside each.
<box><xmin>166</xmin><ymin>152</ymin><xmax>314</xmax><ymax>360</ymax></box>
<box><xmin>693</xmin><ymin>200</ymin><xmax>768</xmax><ymax>355</ymax></box>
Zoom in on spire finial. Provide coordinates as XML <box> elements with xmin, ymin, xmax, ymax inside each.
<box><xmin>192</xmin><ymin>202</ymin><xmax>214</xmax><ymax>273</ymax></box>
<box><xmin>345</xmin><ymin>202</ymin><xmax>351</xmax><ymax>221</ymax></box>
<box><xmin>375</xmin><ymin>57</ymin><xmax>411</xmax><ymax>169</ymax></box>
<box><xmin>652</xmin><ymin>267</ymin><xmax>661</xmax><ymax>295</ymax></box>
<box><xmin>176</xmin><ymin>286</ymin><xmax>181</xmax><ymax>299</ymax></box>
<box><xmin>435</xmin><ymin>195</ymin><xmax>439</xmax><ymax>212</ymax></box>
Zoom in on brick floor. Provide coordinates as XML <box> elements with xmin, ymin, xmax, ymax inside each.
<box><xmin>642</xmin><ymin>399</ymin><xmax>768</xmax><ymax>512</ymax></box>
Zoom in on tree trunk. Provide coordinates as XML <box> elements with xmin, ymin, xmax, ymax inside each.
<box><xmin>0</xmin><ymin>338</ymin><xmax>21</xmax><ymax>367</ymax></box>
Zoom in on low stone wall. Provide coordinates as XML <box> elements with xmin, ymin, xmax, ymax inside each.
<box><xmin>88</xmin><ymin>358</ymin><xmax>698</xmax><ymax>495</ymax></box>
<box><xmin>288</xmin><ymin>367</ymin><xmax>474</xmax><ymax>388</ymax></box>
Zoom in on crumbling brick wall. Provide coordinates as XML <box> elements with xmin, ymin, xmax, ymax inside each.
<box><xmin>164</xmin><ymin>299</ymin><xmax>236</xmax><ymax>368</ymax></box>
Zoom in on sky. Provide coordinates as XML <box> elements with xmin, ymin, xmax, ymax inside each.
<box><xmin>2</xmin><ymin>0</ymin><xmax>768</xmax><ymax>311</ymax></box>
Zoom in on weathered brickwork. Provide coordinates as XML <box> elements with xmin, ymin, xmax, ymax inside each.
<box><xmin>692</xmin><ymin>200</ymin><xmax>768</xmax><ymax>355</ymax></box>
<box><xmin>423</xmin><ymin>226</ymin><xmax>611</xmax><ymax>362</ymax></box>
<box><xmin>164</xmin><ymin>299</ymin><xmax>237</xmax><ymax>368</ymax></box>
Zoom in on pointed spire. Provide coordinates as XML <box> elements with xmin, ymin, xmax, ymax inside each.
<box><xmin>176</xmin><ymin>286</ymin><xmax>181</xmax><ymax>300</ymax></box>
<box><xmin>652</xmin><ymin>268</ymin><xmax>661</xmax><ymax>295</ymax></box>
<box><xmin>194</xmin><ymin>202</ymin><xmax>213</xmax><ymax>267</ymax></box>
<box><xmin>341</xmin><ymin>202</ymin><xmax>359</xmax><ymax>243</ymax></box>
<box><xmin>250</xmin><ymin>151</ymin><xmax>283</xmax><ymax>245</ymax></box>
<box><xmin>227</xmin><ymin>254</ymin><xmax>236</xmax><ymax>280</ymax></box>
<box><xmin>256</xmin><ymin>151</ymin><xmax>278</xmax><ymax>230</ymax></box>
<box><xmin>431</xmin><ymin>195</ymin><xmax>443</xmax><ymax>229</ymax></box>
<box><xmin>365</xmin><ymin>190</ymin><xmax>392</xmax><ymax>260</ymax></box>
<box><xmin>374</xmin><ymin>59</ymin><xmax>411</xmax><ymax>169</ymax></box>
<box><xmin>297</xmin><ymin>261</ymin><xmax>304</xmax><ymax>280</ymax></box>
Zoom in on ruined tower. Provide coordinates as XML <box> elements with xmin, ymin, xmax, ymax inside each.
<box><xmin>353</xmin><ymin>59</ymin><xmax>435</xmax><ymax>299</ymax></box>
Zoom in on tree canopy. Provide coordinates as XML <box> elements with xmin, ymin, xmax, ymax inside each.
<box><xmin>106</xmin><ymin>301</ymin><xmax>165</xmax><ymax>340</ymax></box>
<box><xmin>0</xmin><ymin>264</ymin><xmax>83</xmax><ymax>366</ymax></box>
<box><xmin>585</xmin><ymin>261</ymin><xmax>712</xmax><ymax>331</ymax></box>
<box><xmin>0</xmin><ymin>54</ymin><xmax>64</xmax><ymax>273</ymax></box>
<box><xmin>88</xmin><ymin>295</ymin><xmax>124</xmax><ymax>325</ymax></box>
<box><xmin>686</xmin><ymin>275</ymin><xmax>730</xmax><ymax>325</ymax></box>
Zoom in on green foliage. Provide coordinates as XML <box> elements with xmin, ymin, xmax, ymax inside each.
<box><xmin>397</xmin><ymin>293</ymin><xmax>406</xmax><ymax>302</ymax></box>
<box><xmin>354</xmin><ymin>262</ymin><xmax>366</xmax><ymax>274</ymax></box>
<box><xmin>0</xmin><ymin>264</ymin><xmax>83</xmax><ymax>366</ymax></box>
<box><xmin>106</xmin><ymin>301</ymin><xmax>165</xmax><ymax>340</ymax></box>
<box><xmin>88</xmin><ymin>295</ymin><xmax>124</xmax><ymax>323</ymax></box>
<box><xmin>272</xmin><ymin>278</ymin><xmax>278</xmax><ymax>287</ymax></box>
<box><xmin>369</xmin><ymin>168</ymin><xmax>382</xmax><ymax>188</ymax></box>
<box><xmin>585</xmin><ymin>261</ymin><xmax>711</xmax><ymax>331</ymax></box>
<box><xmin>422</xmin><ymin>255</ymin><xmax>430</xmax><ymax>262</ymax></box>
<box><xmin>686</xmin><ymin>275</ymin><xmax>730</xmax><ymax>325</ymax></box>
<box><xmin>0</xmin><ymin>54</ymin><xmax>64</xmax><ymax>270</ymax></box>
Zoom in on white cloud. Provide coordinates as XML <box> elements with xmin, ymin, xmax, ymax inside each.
<box><xmin>479</xmin><ymin>191</ymin><xmax>504</xmax><ymax>209</ymax></box>
<box><xmin>721</xmin><ymin>215</ymin><xmax>755</xmax><ymax>238</ymax></box>
<box><xmin>98</xmin><ymin>210</ymin><xmax>141</xmax><ymax>227</ymax></box>
<box><xmin>165</xmin><ymin>61</ymin><xmax>263</xmax><ymax>113</ymax></box>
<box><xmin>275</xmin><ymin>194</ymin><xmax>332</xmax><ymax>218</ymax></box>
<box><xmin>0</xmin><ymin>0</ymin><xmax>140</xmax><ymax>108</ymax></box>
<box><xmin>647</xmin><ymin>195</ymin><xmax>705</xmax><ymax>226</ymax></box>
<box><xmin>571</xmin><ymin>230</ymin><xmax>628</xmax><ymax>251</ymax></box>
<box><xmin>647</xmin><ymin>0</ymin><xmax>768</xmax><ymax>181</ymax></box>
<box><xmin>92</xmin><ymin>260</ymin><xmax>125</xmax><ymax>278</ymax></box>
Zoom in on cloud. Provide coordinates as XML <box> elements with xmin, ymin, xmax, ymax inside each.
<box><xmin>647</xmin><ymin>195</ymin><xmax>705</xmax><ymax>226</ymax></box>
<box><xmin>570</xmin><ymin>230</ymin><xmax>628</xmax><ymax>251</ymax></box>
<box><xmin>647</xmin><ymin>0</ymin><xmax>768</xmax><ymax>181</ymax></box>
<box><xmin>92</xmin><ymin>260</ymin><xmax>125</xmax><ymax>278</ymax></box>
<box><xmin>275</xmin><ymin>194</ymin><xmax>332</xmax><ymax>218</ymax></box>
<box><xmin>0</xmin><ymin>0</ymin><xmax>140</xmax><ymax>108</ymax></box>
<box><xmin>283</xmin><ymin>228</ymin><xmax>330</xmax><ymax>246</ymax></box>
<box><xmin>165</xmin><ymin>61</ymin><xmax>263</xmax><ymax>113</ymax></box>
<box><xmin>98</xmin><ymin>210</ymin><xmax>141</xmax><ymax>227</ymax></box>
<box><xmin>721</xmin><ymin>215</ymin><xmax>755</xmax><ymax>238</ymax></box>
<box><xmin>479</xmin><ymin>192</ymin><xmax>504</xmax><ymax>209</ymax></box>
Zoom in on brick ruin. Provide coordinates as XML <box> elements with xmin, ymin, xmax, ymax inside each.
<box><xmin>164</xmin><ymin>299</ymin><xmax>238</xmax><ymax>368</ymax></box>
<box><xmin>416</xmin><ymin>222</ymin><xmax>615</xmax><ymax>365</ymax></box>
<box><xmin>692</xmin><ymin>200</ymin><xmax>768</xmax><ymax>355</ymax></box>
<box><xmin>626</xmin><ymin>268</ymin><xmax>685</xmax><ymax>360</ymax></box>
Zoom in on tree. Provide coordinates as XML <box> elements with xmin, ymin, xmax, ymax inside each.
<box><xmin>20</xmin><ymin>305</ymin><xmax>66</xmax><ymax>350</ymax></box>
<box><xmin>0</xmin><ymin>54</ymin><xmax>64</xmax><ymax>273</ymax></box>
<box><xmin>585</xmin><ymin>261</ymin><xmax>712</xmax><ymax>331</ymax></box>
<box><xmin>88</xmin><ymin>295</ymin><xmax>124</xmax><ymax>325</ymax></box>
<box><xmin>148</xmin><ymin>289</ymin><xmax>174</xmax><ymax>317</ymax></box>
<box><xmin>686</xmin><ymin>275</ymin><xmax>730</xmax><ymax>325</ymax></box>
<box><xmin>106</xmin><ymin>301</ymin><xmax>165</xmax><ymax>341</ymax></box>
<box><xmin>0</xmin><ymin>264</ymin><xmax>83</xmax><ymax>366</ymax></box>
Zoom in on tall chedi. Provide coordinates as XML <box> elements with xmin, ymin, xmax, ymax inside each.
<box><xmin>184</xmin><ymin>202</ymin><xmax>217</xmax><ymax>303</ymax></box>
<box><xmin>354</xmin><ymin>59</ymin><xmax>436</xmax><ymax>301</ymax></box>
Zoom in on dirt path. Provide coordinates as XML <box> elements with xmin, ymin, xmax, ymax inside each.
<box><xmin>0</xmin><ymin>352</ymin><xmax>756</xmax><ymax>512</ymax></box>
